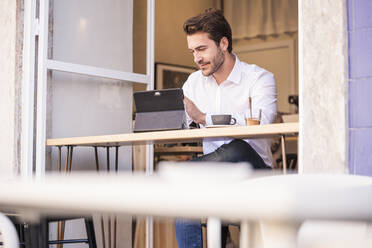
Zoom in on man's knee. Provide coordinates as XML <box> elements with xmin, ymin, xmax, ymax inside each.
<box><xmin>229</xmin><ymin>139</ymin><xmax>250</xmax><ymax>149</ymax></box>
<box><xmin>223</xmin><ymin>139</ymin><xmax>252</xmax><ymax>155</ymax></box>
<box><xmin>215</xmin><ymin>139</ymin><xmax>250</xmax><ymax>162</ymax></box>
<box><xmin>219</xmin><ymin>139</ymin><xmax>269</xmax><ymax>169</ymax></box>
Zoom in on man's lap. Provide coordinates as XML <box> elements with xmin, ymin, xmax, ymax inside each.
<box><xmin>191</xmin><ymin>139</ymin><xmax>270</xmax><ymax>170</ymax></box>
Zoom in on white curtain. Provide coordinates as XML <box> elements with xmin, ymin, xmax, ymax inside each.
<box><xmin>224</xmin><ymin>0</ymin><xmax>298</xmax><ymax>39</ymax></box>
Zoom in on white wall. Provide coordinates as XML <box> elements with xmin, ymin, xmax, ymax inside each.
<box><xmin>299</xmin><ymin>0</ymin><xmax>348</xmax><ymax>173</ymax></box>
<box><xmin>0</xmin><ymin>0</ymin><xmax>22</xmax><ymax>176</ymax></box>
<box><xmin>234</xmin><ymin>35</ymin><xmax>298</xmax><ymax>113</ymax></box>
<box><xmin>49</xmin><ymin>0</ymin><xmax>134</xmax><ymax>247</ymax></box>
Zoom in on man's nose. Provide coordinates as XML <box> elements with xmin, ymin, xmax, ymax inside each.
<box><xmin>194</xmin><ymin>53</ymin><xmax>202</xmax><ymax>64</ymax></box>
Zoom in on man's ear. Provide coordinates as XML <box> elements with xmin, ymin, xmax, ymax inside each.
<box><xmin>219</xmin><ymin>37</ymin><xmax>229</xmax><ymax>52</ymax></box>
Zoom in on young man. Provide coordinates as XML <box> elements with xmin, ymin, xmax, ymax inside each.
<box><xmin>176</xmin><ymin>8</ymin><xmax>277</xmax><ymax>248</ymax></box>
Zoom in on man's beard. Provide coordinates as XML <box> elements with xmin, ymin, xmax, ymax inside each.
<box><xmin>201</xmin><ymin>48</ymin><xmax>225</xmax><ymax>76</ymax></box>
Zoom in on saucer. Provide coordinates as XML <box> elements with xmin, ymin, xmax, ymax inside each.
<box><xmin>205</xmin><ymin>124</ymin><xmax>234</xmax><ymax>128</ymax></box>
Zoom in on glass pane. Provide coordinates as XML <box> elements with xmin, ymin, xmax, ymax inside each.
<box><xmin>46</xmin><ymin>70</ymin><xmax>133</xmax><ymax>171</ymax></box>
<box><xmin>50</xmin><ymin>0</ymin><xmax>147</xmax><ymax>73</ymax></box>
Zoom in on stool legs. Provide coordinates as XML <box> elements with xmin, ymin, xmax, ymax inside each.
<box><xmin>94</xmin><ymin>146</ymin><xmax>120</xmax><ymax>248</ymax></box>
<box><xmin>53</xmin><ymin>145</ymin><xmax>122</xmax><ymax>248</ymax></box>
<box><xmin>57</xmin><ymin>146</ymin><xmax>74</xmax><ymax>248</ymax></box>
<box><xmin>41</xmin><ymin>219</ymin><xmax>49</xmax><ymax>248</ymax></box>
<box><xmin>85</xmin><ymin>218</ymin><xmax>97</xmax><ymax>248</ymax></box>
<box><xmin>55</xmin><ymin>146</ymin><xmax>96</xmax><ymax>248</ymax></box>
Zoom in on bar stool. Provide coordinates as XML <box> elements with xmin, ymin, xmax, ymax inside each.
<box><xmin>52</xmin><ymin>145</ymin><xmax>104</xmax><ymax>248</ymax></box>
<box><xmin>55</xmin><ymin>145</ymin><xmax>120</xmax><ymax>248</ymax></box>
<box><xmin>276</xmin><ymin>153</ymin><xmax>297</xmax><ymax>171</ymax></box>
<box><xmin>6</xmin><ymin>215</ymin><xmax>96</xmax><ymax>248</ymax></box>
<box><xmin>42</xmin><ymin>216</ymin><xmax>97</xmax><ymax>248</ymax></box>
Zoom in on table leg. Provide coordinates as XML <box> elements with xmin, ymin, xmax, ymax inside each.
<box><xmin>101</xmin><ymin>216</ymin><xmax>106</xmax><ymax>248</ymax></box>
<box><xmin>94</xmin><ymin>146</ymin><xmax>100</xmax><ymax>172</ymax></box>
<box><xmin>114</xmin><ymin>146</ymin><xmax>119</xmax><ymax>248</ymax></box>
<box><xmin>146</xmin><ymin>217</ymin><xmax>153</xmax><ymax>248</ymax></box>
<box><xmin>240</xmin><ymin>221</ymin><xmax>250</xmax><ymax>248</ymax></box>
<box><xmin>108</xmin><ymin>219</ymin><xmax>112</xmax><ymax>248</ymax></box>
<box><xmin>57</xmin><ymin>146</ymin><xmax>70</xmax><ymax>248</ymax></box>
<box><xmin>106</xmin><ymin>147</ymin><xmax>110</xmax><ymax>172</ymax></box>
<box><xmin>106</xmin><ymin>147</ymin><xmax>112</xmax><ymax>248</ymax></box>
<box><xmin>94</xmin><ymin>147</ymin><xmax>106</xmax><ymax>248</ymax></box>
<box><xmin>145</xmin><ymin>144</ymin><xmax>154</xmax><ymax>248</ymax></box>
<box><xmin>281</xmin><ymin>135</ymin><xmax>287</xmax><ymax>174</ymax></box>
<box><xmin>64</xmin><ymin>146</ymin><xmax>70</xmax><ymax>172</ymax></box>
<box><xmin>58</xmin><ymin>146</ymin><xmax>76</xmax><ymax>248</ymax></box>
<box><xmin>115</xmin><ymin>146</ymin><xmax>118</xmax><ymax>172</ymax></box>
<box><xmin>207</xmin><ymin>217</ymin><xmax>221</xmax><ymax>248</ymax></box>
<box><xmin>260</xmin><ymin>221</ymin><xmax>301</xmax><ymax>248</ymax></box>
<box><xmin>93</xmin><ymin>146</ymin><xmax>118</xmax><ymax>248</ymax></box>
<box><xmin>56</xmin><ymin>147</ymin><xmax>64</xmax><ymax>247</ymax></box>
<box><xmin>68</xmin><ymin>146</ymin><xmax>74</xmax><ymax>172</ymax></box>
<box><xmin>58</xmin><ymin>146</ymin><xmax>62</xmax><ymax>171</ymax></box>
<box><xmin>240</xmin><ymin>221</ymin><xmax>262</xmax><ymax>248</ymax></box>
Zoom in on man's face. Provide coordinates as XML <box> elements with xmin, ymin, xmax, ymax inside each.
<box><xmin>187</xmin><ymin>32</ymin><xmax>225</xmax><ymax>76</ymax></box>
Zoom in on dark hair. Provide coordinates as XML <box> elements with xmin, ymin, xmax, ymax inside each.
<box><xmin>183</xmin><ymin>8</ymin><xmax>233</xmax><ymax>53</ymax></box>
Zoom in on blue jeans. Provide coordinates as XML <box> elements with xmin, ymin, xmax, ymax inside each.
<box><xmin>174</xmin><ymin>139</ymin><xmax>270</xmax><ymax>248</ymax></box>
<box><xmin>174</xmin><ymin>219</ymin><xmax>203</xmax><ymax>248</ymax></box>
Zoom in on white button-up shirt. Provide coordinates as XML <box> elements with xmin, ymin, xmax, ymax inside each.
<box><xmin>182</xmin><ymin>55</ymin><xmax>277</xmax><ymax>166</ymax></box>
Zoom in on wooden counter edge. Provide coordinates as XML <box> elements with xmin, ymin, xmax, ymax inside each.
<box><xmin>46</xmin><ymin>122</ymin><xmax>299</xmax><ymax>147</ymax></box>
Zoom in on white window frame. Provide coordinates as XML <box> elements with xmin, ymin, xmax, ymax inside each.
<box><xmin>22</xmin><ymin>0</ymin><xmax>155</xmax><ymax>179</ymax></box>
<box><xmin>21</xmin><ymin>0</ymin><xmax>37</xmax><ymax>180</ymax></box>
<box><xmin>22</xmin><ymin>1</ymin><xmax>155</xmax><ymax>247</ymax></box>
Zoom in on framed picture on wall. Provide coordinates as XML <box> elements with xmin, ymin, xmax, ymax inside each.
<box><xmin>155</xmin><ymin>63</ymin><xmax>196</xmax><ymax>89</ymax></box>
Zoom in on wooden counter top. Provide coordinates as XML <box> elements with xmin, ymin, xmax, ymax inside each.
<box><xmin>46</xmin><ymin>122</ymin><xmax>298</xmax><ymax>147</ymax></box>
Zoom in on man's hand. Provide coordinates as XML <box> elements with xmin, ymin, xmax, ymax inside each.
<box><xmin>184</xmin><ymin>97</ymin><xmax>206</xmax><ymax>125</ymax></box>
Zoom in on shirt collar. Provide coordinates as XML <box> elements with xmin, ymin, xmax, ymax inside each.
<box><xmin>203</xmin><ymin>54</ymin><xmax>242</xmax><ymax>85</ymax></box>
<box><xmin>226</xmin><ymin>54</ymin><xmax>242</xmax><ymax>84</ymax></box>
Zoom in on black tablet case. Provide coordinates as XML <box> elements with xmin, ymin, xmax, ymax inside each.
<box><xmin>133</xmin><ymin>89</ymin><xmax>188</xmax><ymax>132</ymax></box>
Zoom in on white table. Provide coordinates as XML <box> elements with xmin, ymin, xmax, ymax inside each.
<box><xmin>1</xmin><ymin>169</ymin><xmax>372</xmax><ymax>248</ymax></box>
<box><xmin>45</xmin><ymin>123</ymin><xmax>299</xmax><ymax>247</ymax></box>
